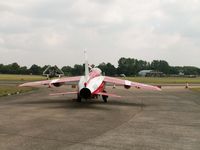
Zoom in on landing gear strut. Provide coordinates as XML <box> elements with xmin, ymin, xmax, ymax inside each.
<box><xmin>77</xmin><ymin>94</ymin><xmax>81</xmax><ymax>102</ymax></box>
<box><xmin>102</xmin><ymin>90</ymin><xmax>108</xmax><ymax>103</ymax></box>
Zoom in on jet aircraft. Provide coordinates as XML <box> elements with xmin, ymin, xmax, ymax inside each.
<box><xmin>20</xmin><ymin>52</ymin><xmax>161</xmax><ymax>102</ymax></box>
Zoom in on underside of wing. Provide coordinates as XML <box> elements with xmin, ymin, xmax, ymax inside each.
<box><xmin>19</xmin><ymin>76</ymin><xmax>81</xmax><ymax>87</ymax></box>
<box><xmin>103</xmin><ymin>76</ymin><xmax>161</xmax><ymax>91</ymax></box>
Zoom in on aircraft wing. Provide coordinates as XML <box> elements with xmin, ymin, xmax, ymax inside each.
<box><xmin>19</xmin><ymin>76</ymin><xmax>81</xmax><ymax>87</ymax></box>
<box><xmin>103</xmin><ymin>76</ymin><xmax>161</xmax><ymax>91</ymax></box>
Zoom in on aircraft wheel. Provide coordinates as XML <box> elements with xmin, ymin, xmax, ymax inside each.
<box><xmin>102</xmin><ymin>96</ymin><xmax>108</xmax><ymax>103</ymax></box>
<box><xmin>102</xmin><ymin>90</ymin><xmax>108</xmax><ymax>103</ymax></box>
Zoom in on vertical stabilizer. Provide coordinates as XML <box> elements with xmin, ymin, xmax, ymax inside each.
<box><xmin>84</xmin><ymin>50</ymin><xmax>89</xmax><ymax>76</ymax></box>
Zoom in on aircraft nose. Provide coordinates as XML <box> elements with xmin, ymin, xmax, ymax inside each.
<box><xmin>80</xmin><ymin>88</ymin><xmax>91</xmax><ymax>99</ymax></box>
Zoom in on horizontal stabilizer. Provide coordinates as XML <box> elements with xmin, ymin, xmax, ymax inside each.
<box><xmin>98</xmin><ymin>92</ymin><xmax>121</xmax><ymax>98</ymax></box>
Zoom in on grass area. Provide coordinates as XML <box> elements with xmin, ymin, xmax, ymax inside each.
<box><xmin>124</xmin><ymin>77</ymin><xmax>200</xmax><ymax>84</ymax></box>
<box><xmin>0</xmin><ymin>74</ymin><xmax>46</xmax><ymax>81</ymax></box>
<box><xmin>0</xmin><ymin>74</ymin><xmax>200</xmax><ymax>97</ymax></box>
<box><xmin>190</xmin><ymin>88</ymin><xmax>200</xmax><ymax>92</ymax></box>
<box><xmin>0</xmin><ymin>74</ymin><xmax>45</xmax><ymax>97</ymax></box>
<box><xmin>1</xmin><ymin>74</ymin><xmax>200</xmax><ymax>84</ymax></box>
<box><xmin>0</xmin><ymin>85</ymin><xmax>36</xmax><ymax>97</ymax></box>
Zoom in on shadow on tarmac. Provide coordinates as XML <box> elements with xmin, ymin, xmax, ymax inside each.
<box><xmin>12</xmin><ymin>98</ymin><xmax>145</xmax><ymax>110</ymax></box>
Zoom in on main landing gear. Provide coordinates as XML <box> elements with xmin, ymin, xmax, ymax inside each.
<box><xmin>77</xmin><ymin>91</ymin><xmax>108</xmax><ymax>103</ymax></box>
<box><xmin>102</xmin><ymin>90</ymin><xmax>108</xmax><ymax>103</ymax></box>
<box><xmin>77</xmin><ymin>94</ymin><xmax>81</xmax><ymax>102</ymax></box>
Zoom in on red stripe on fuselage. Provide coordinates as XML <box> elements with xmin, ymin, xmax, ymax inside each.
<box><xmin>91</xmin><ymin>82</ymin><xmax>105</xmax><ymax>95</ymax></box>
<box><xmin>86</xmin><ymin>70</ymin><xmax>101</xmax><ymax>85</ymax></box>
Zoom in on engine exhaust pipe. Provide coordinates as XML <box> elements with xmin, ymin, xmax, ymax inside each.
<box><xmin>79</xmin><ymin>88</ymin><xmax>91</xmax><ymax>99</ymax></box>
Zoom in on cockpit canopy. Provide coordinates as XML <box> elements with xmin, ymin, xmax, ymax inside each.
<box><xmin>90</xmin><ymin>68</ymin><xmax>102</xmax><ymax>74</ymax></box>
<box><xmin>89</xmin><ymin>68</ymin><xmax>102</xmax><ymax>78</ymax></box>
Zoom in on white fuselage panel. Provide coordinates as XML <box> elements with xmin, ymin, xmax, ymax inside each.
<box><xmin>78</xmin><ymin>75</ymin><xmax>104</xmax><ymax>93</ymax></box>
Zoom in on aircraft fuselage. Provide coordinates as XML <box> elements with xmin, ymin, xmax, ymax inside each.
<box><xmin>78</xmin><ymin>68</ymin><xmax>105</xmax><ymax>99</ymax></box>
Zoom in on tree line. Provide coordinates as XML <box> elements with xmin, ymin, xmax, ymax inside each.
<box><xmin>0</xmin><ymin>58</ymin><xmax>200</xmax><ymax>76</ymax></box>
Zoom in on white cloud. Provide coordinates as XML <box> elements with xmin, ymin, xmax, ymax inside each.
<box><xmin>0</xmin><ymin>0</ymin><xmax>200</xmax><ymax>67</ymax></box>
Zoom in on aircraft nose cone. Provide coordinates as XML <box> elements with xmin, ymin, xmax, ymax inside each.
<box><xmin>80</xmin><ymin>88</ymin><xmax>91</xmax><ymax>99</ymax></box>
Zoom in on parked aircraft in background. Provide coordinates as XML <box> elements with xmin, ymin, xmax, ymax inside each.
<box><xmin>20</xmin><ymin>52</ymin><xmax>161</xmax><ymax>102</ymax></box>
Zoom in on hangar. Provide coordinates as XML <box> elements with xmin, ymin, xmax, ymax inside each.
<box><xmin>138</xmin><ymin>70</ymin><xmax>164</xmax><ymax>77</ymax></box>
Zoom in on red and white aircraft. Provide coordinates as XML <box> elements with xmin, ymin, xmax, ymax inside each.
<box><xmin>20</xmin><ymin>52</ymin><xmax>161</xmax><ymax>102</ymax></box>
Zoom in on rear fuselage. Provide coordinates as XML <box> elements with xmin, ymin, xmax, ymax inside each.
<box><xmin>78</xmin><ymin>68</ymin><xmax>105</xmax><ymax>99</ymax></box>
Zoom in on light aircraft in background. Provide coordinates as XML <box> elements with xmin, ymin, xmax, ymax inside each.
<box><xmin>20</xmin><ymin>52</ymin><xmax>161</xmax><ymax>102</ymax></box>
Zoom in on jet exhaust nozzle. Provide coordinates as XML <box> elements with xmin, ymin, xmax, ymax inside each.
<box><xmin>80</xmin><ymin>88</ymin><xmax>91</xmax><ymax>99</ymax></box>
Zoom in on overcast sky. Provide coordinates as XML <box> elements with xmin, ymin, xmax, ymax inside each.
<box><xmin>0</xmin><ymin>0</ymin><xmax>200</xmax><ymax>67</ymax></box>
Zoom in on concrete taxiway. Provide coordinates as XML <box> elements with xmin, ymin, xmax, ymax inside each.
<box><xmin>0</xmin><ymin>86</ymin><xmax>200</xmax><ymax>150</ymax></box>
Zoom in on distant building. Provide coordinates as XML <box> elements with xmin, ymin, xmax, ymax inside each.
<box><xmin>179</xmin><ymin>72</ymin><xmax>184</xmax><ymax>76</ymax></box>
<box><xmin>138</xmin><ymin>70</ymin><xmax>153</xmax><ymax>77</ymax></box>
<box><xmin>120</xmin><ymin>74</ymin><xmax>126</xmax><ymax>77</ymax></box>
<box><xmin>138</xmin><ymin>70</ymin><xmax>164</xmax><ymax>77</ymax></box>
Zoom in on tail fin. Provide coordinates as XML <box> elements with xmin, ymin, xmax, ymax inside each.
<box><xmin>84</xmin><ymin>50</ymin><xmax>89</xmax><ymax>76</ymax></box>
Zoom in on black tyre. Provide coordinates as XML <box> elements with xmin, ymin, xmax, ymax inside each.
<box><xmin>102</xmin><ymin>95</ymin><xmax>108</xmax><ymax>103</ymax></box>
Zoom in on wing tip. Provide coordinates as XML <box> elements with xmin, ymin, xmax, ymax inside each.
<box><xmin>19</xmin><ymin>84</ymin><xmax>26</xmax><ymax>87</ymax></box>
<box><xmin>155</xmin><ymin>85</ymin><xmax>162</xmax><ymax>91</ymax></box>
